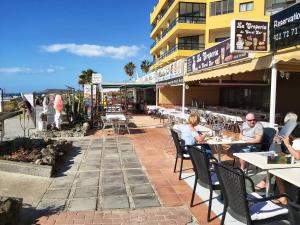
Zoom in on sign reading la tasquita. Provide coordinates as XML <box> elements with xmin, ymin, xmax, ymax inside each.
<box><xmin>270</xmin><ymin>2</ymin><xmax>300</xmax><ymax>51</ymax></box>
<box><xmin>230</xmin><ymin>20</ymin><xmax>269</xmax><ymax>52</ymax></box>
<box><xmin>186</xmin><ymin>39</ymin><xmax>249</xmax><ymax>74</ymax></box>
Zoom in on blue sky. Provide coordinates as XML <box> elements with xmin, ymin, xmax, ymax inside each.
<box><xmin>0</xmin><ymin>0</ymin><xmax>156</xmax><ymax>93</ymax></box>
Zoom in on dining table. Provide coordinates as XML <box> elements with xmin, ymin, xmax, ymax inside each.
<box><xmin>234</xmin><ymin>152</ymin><xmax>300</xmax><ymax>196</ymax></box>
<box><xmin>105</xmin><ymin>113</ymin><xmax>126</xmax><ymax>133</ymax></box>
<box><xmin>269</xmin><ymin>167</ymin><xmax>300</xmax><ymax>188</ymax></box>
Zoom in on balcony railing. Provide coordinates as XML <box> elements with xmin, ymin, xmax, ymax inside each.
<box><xmin>151</xmin><ymin>0</ymin><xmax>175</xmax><ymax>32</ymax></box>
<box><xmin>157</xmin><ymin>43</ymin><xmax>205</xmax><ymax>61</ymax></box>
<box><xmin>151</xmin><ymin>16</ymin><xmax>206</xmax><ymax>49</ymax></box>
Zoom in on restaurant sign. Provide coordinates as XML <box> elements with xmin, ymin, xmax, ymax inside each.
<box><xmin>187</xmin><ymin>39</ymin><xmax>249</xmax><ymax>74</ymax></box>
<box><xmin>270</xmin><ymin>2</ymin><xmax>300</xmax><ymax>51</ymax></box>
<box><xmin>230</xmin><ymin>20</ymin><xmax>269</xmax><ymax>52</ymax></box>
<box><xmin>156</xmin><ymin>59</ymin><xmax>184</xmax><ymax>82</ymax></box>
<box><xmin>157</xmin><ymin>77</ymin><xmax>183</xmax><ymax>86</ymax></box>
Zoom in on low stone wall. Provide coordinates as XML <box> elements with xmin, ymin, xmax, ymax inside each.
<box><xmin>33</xmin><ymin>122</ymin><xmax>90</xmax><ymax>138</ymax></box>
<box><xmin>0</xmin><ymin>160</ymin><xmax>52</xmax><ymax>177</ymax></box>
<box><xmin>0</xmin><ymin>139</ymin><xmax>73</xmax><ymax>177</ymax></box>
<box><xmin>0</xmin><ymin>197</ymin><xmax>23</xmax><ymax>225</ymax></box>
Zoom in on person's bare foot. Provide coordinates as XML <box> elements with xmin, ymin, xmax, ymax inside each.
<box><xmin>271</xmin><ymin>197</ymin><xmax>288</xmax><ymax>205</ymax></box>
<box><xmin>255</xmin><ymin>180</ymin><xmax>266</xmax><ymax>191</ymax></box>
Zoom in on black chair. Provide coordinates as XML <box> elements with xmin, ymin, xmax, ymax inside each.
<box><xmin>188</xmin><ymin>146</ymin><xmax>220</xmax><ymax>222</ymax></box>
<box><xmin>259</xmin><ymin>127</ymin><xmax>277</xmax><ymax>151</ymax></box>
<box><xmin>170</xmin><ymin>128</ymin><xmax>191</xmax><ymax>180</ymax></box>
<box><xmin>214</xmin><ymin>162</ymin><xmax>289</xmax><ymax>225</ymax></box>
<box><xmin>288</xmin><ymin>201</ymin><xmax>300</xmax><ymax>225</ymax></box>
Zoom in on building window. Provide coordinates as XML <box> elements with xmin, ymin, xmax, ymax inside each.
<box><xmin>265</xmin><ymin>0</ymin><xmax>297</xmax><ymax>15</ymax></box>
<box><xmin>179</xmin><ymin>2</ymin><xmax>206</xmax><ymax>21</ymax></box>
<box><xmin>178</xmin><ymin>36</ymin><xmax>203</xmax><ymax>50</ymax></box>
<box><xmin>240</xmin><ymin>2</ymin><xmax>254</xmax><ymax>12</ymax></box>
<box><xmin>210</xmin><ymin>0</ymin><xmax>234</xmax><ymax>16</ymax></box>
<box><xmin>215</xmin><ymin>37</ymin><xmax>229</xmax><ymax>42</ymax></box>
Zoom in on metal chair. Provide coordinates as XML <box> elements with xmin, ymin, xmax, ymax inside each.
<box><xmin>213</xmin><ymin>162</ymin><xmax>289</xmax><ymax>225</ymax></box>
<box><xmin>170</xmin><ymin>128</ymin><xmax>191</xmax><ymax>180</ymax></box>
<box><xmin>288</xmin><ymin>201</ymin><xmax>300</xmax><ymax>225</ymax></box>
<box><xmin>117</xmin><ymin>116</ymin><xmax>130</xmax><ymax>134</ymax></box>
<box><xmin>188</xmin><ymin>146</ymin><xmax>220</xmax><ymax>222</ymax></box>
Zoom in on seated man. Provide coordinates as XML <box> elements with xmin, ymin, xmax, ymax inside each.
<box><xmin>230</xmin><ymin>112</ymin><xmax>263</xmax><ymax>171</ymax></box>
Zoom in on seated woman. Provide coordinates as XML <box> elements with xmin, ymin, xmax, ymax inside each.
<box><xmin>178</xmin><ymin>113</ymin><xmax>212</xmax><ymax>156</ymax></box>
<box><xmin>274</xmin><ymin>123</ymin><xmax>300</xmax><ymax>205</ymax></box>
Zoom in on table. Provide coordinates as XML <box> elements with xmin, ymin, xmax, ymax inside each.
<box><xmin>206</xmin><ymin>138</ymin><xmax>245</xmax><ymax>161</ymax></box>
<box><xmin>269</xmin><ymin>168</ymin><xmax>300</xmax><ymax>188</ymax></box>
<box><xmin>234</xmin><ymin>152</ymin><xmax>300</xmax><ymax>196</ymax></box>
<box><xmin>105</xmin><ymin>114</ymin><xmax>126</xmax><ymax>133</ymax></box>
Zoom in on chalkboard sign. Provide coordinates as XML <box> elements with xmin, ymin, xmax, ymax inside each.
<box><xmin>270</xmin><ymin>2</ymin><xmax>300</xmax><ymax>51</ymax></box>
<box><xmin>230</xmin><ymin>20</ymin><xmax>269</xmax><ymax>52</ymax></box>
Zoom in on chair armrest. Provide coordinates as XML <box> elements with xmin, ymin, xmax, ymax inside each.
<box><xmin>247</xmin><ymin>193</ymin><xmax>290</xmax><ymax>203</ymax></box>
<box><xmin>245</xmin><ymin>176</ymin><xmax>255</xmax><ymax>192</ymax></box>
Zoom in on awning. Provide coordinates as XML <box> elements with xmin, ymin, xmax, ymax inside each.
<box><xmin>275</xmin><ymin>49</ymin><xmax>300</xmax><ymax>72</ymax></box>
<box><xmin>184</xmin><ymin>55</ymin><xmax>273</xmax><ymax>82</ymax></box>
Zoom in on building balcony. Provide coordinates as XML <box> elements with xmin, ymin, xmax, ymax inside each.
<box><xmin>151</xmin><ymin>16</ymin><xmax>206</xmax><ymax>50</ymax></box>
<box><xmin>153</xmin><ymin>43</ymin><xmax>204</xmax><ymax>66</ymax></box>
<box><xmin>151</xmin><ymin>0</ymin><xmax>174</xmax><ymax>25</ymax></box>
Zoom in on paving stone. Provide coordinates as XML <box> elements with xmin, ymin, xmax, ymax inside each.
<box><xmin>103</xmin><ymin>153</ymin><xmax>119</xmax><ymax>159</ymax></box>
<box><xmin>102</xmin><ymin>184</ymin><xmax>127</xmax><ymax>196</ymax></box>
<box><xmin>43</xmin><ymin>189</ymin><xmax>70</xmax><ymax>199</ymax></box>
<box><xmin>74</xmin><ymin>178</ymin><xmax>99</xmax><ymax>187</ymax></box>
<box><xmin>49</xmin><ymin>178</ymin><xmax>74</xmax><ymax>189</ymax></box>
<box><xmin>121</xmin><ymin>153</ymin><xmax>137</xmax><ymax>159</ymax></box>
<box><xmin>130</xmin><ymin>184</ymin><xmax>154</xmax><ymax>195</ymax></box>
<box><xmin>127</xmin><ymin>176</ymin><xmax>149</xmax><ymax>185</ymax></box>
<box><xmin>101</xmin><ymin>158</ymin><xmax>120</xmax><ymax>163</ymax></box>
<box><xmin>125</xmin><ymin>169</ymin><xmax>145</xmax><ymax>176</ymax></box>
<box><xmin>122</xmin><ymin>158</ymin><xmax>140</xmax><ymax>164</ymax></box>
<box><xmin>68</xmin><ymin>198</ymin><xmax>97</xmax><ymax>211</ymax></box>
<box><xmin>102</xmin><ymin>176</ymin><xmax>125</xmax><ymax>185</ymax></box>
<box><xmin>103</xmin><ymin>170</ymin><xmax>123</xmax><ymax>177</ymax></box>
<box><xmin>133</xmin><ymin>195</ymin><xmax>160</xmax><ymax>208</ymax></box>
<box><xmin>101</xmin><ymin>195</ymin><xmax>130</xmax><ymax>209</ymax></box>
<box><xmin>79</xmin><ymin>164</ymin><xmax>101</xmax><ymax>171</ymax></box>
<box><xmin>123</xmin><ymin>162</ymin><xmax>141</xmax><ymax>169</ymax></box>
<box><xmin>73</xmin><ymin>187</ymin><xmax>98</xmax><ymax>198</ymax></box>
<box><xmin>102</xmin><ymin>163</ymin><xmax>121</xmax><ymax>170</ymax></box>
<box><xmin>76</xmin><ymin>171</ymin><xmax>100</xmax><ymax>178</ymax></box>
<box><xmin>36</xmin><ymin>199</ymin><xmax>66</xmax><ymax>212</ymax></box>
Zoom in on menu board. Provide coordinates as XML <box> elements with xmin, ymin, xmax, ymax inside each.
<box><xmin>230</xmin><ymin>20</ymin><xmax>269</xmax><ymax>52</ymax></box>
<box><xmin>186</xmin><ymin>39</ymin><xmax>249</xmax><ymax>74</ymax></box>
<box><xmin>270</xmin><ymin>2</ymin><xmax>300</xmax><ymax>51</ymax></box>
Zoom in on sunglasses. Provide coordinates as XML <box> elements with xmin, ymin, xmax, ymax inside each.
<box><xmin>247</xmin><ymin>119</ymin><xmax>256</xmax><ymax>122</ymax></box>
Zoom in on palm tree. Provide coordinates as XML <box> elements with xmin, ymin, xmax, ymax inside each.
<box><xmin>140</xmin><ymin>60</ymin><xmax>151</xmax><ymax>75</ymax></box>
<box><xmin>78</xmin><ymin>69</ymin><xmax>96</xmax><ymax>88</ymax></box>
<box><xmin>124</xmin><ymin>62</ymin><xmax>136</xmax><ymax>80</ymax></box>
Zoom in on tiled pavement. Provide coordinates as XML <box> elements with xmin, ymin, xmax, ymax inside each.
<box><xmin>34</xmin><ymin>116</ymin><xmax>222</xmax><ymax>225</ymax></box>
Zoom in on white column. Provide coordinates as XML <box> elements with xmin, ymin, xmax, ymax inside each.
<box><xmin>0</xmin><ymin>89</ymin><xmax>3</xmax><ymax>112</ymax></box>
<box><xmin>269</xmin><ymin>57</ymin><xmax>277</xmax><ymax>127</ymax></box>
<box><xmin>182</xmin><ymin>83</ymin><xmax>186</xmax><ymax>113</ymax></box>
<box><xmin>155</xmin><ymin>86</ymin><xmax>159</xmax><ymax>106</ymax></box>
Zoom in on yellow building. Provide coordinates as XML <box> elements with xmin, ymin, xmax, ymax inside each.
<box><xmin>150</xmin><ymin>0</ymin><xmax>300</xmax><ymax>118</ymax></box>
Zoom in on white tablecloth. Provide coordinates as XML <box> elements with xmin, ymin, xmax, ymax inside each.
<box><xmin>106</xmin><ymin>114</ymin><xmax>126</xmax><ymax>121</ymax></box>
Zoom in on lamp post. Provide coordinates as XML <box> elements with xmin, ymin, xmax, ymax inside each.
<box><xmin>0</xmin><ymin>88</ymin><xmax>3</xmax><ymax>113</ymax></box>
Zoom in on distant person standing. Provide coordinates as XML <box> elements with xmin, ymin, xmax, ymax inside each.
<box><xmin>53</xmin><ymin>94</ymin><xmax>63</xmax><ymax>130</ymax></box>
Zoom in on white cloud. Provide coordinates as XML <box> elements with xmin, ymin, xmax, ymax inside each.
<box><xmin>0</xmin><ymin>66</ymin><xmax>64</xmax><ymax>74</ymax></box>
<box><xmin>41</xmin><ymin>43</ymin><xmax>140</xmax><ymax>59</ymax></box>
<box><xmin>0</xmin><ymin>67</ymin><xmax>32</xmax><ymax>74</ymax></box>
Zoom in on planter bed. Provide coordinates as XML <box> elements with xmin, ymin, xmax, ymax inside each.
<box><xmin>0</xmin><ymin>138</ymin><xmax>72</xmax><ymax>177</ymax></box>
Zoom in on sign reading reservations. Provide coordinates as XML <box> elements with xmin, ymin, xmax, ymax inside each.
<box><xmin>186</xmin><ymin>39</ymin><xmax>249</xmax><ymax>74</ymax></box>
<box><xmin>270</xmin><ymin>2</ymin><xmax>300</xmax><ymax>51</ymax></box>
<box><xmin>230</xmin><ymin>20</ymin><xmax>269</xmax><ymax>52</ymax></box>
